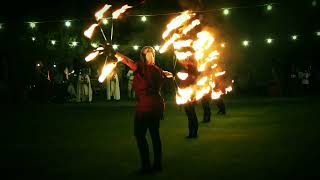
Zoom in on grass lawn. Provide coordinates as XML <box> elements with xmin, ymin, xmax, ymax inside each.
<box><xmin>1</xmin><ymin>96</ymin><xmax>320</xmax><ymax>179</ymax></box>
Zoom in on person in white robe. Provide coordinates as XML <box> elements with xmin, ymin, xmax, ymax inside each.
<box><xmin>106</xmin><ymin>72</ymin><xmax>120</xmax><ymax>100</ymax></box>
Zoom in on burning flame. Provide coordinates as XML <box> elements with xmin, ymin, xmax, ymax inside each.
<box><xmin>98</xmin><ymin>63</ymin><xmax>117</xmax><ymax>82</ymax></box>
<box><xmin>85</xmin><ymin>51</ymin><xmax>100</xmax><ymax>62</ymax></box>
<box><xmin>196</xmin><ymin>77</ymin><xmax>208</xmax><ymax>86</ymax></box>
<box><xmin>177</xmin><ymin>72</ymin><xmax>189</xmax><ymax>80</ymax></box>
<box><xmin>84</xmin><ymin>24</ymin><xmax>98</xmax><ymax>39</ymax></box>
<box><xmin>176</xmin><ymin>87</ymin><xmax>193</xmax><ymax>105</ymax></box>
<box><xmin>160</xmin><ymin>33</ymin><xmax>180</xmax><ymax>53</ymax></box>
<box><xmin>225</xmin><ymin>86</ymin><xmax>232</xmax><ymax>94</ymax></box>
<box><xmin>195</xmin><ymin>86</ymin><xmax>210</xmax><ymax>101</ymax></box>
<box><xmin>183</xmin><ymin>19</ymin><xmax>200</xmax><ymax>35</ymax></box>
<box><xmin>95</xmin><ymin>4</ymin><xmax>112</xmax><ymax>21</ymax></box>
<box><xmin>160</xmin><ymin>10</ymin><xmax>232</xmax><ymax>104</ymax></box>
<box><xmin>175</xmin><ymin>51</ymin><xmax>193</xmax><ymax>60</ymax></box>
<box><xmin>215</xmin><ymin>71</ymin><xmax>226</xmax><ymax>77</ymax></box>
<box><xmin>173</xmin><ymin>40</ymin><xmax>193</xmax><ymax>49</ymax></box>
<box><xmin>112</xmin><ymin>5</ymin><xmax>132</xmax><ymax>19</ymax></box>
<box><xmin>162</xmin><ymin>11</ymin><xmax>193</xmax><ymax>39</ymax></box>
<box><xmin>211</xmin><ymin>91</ymin><xmax>222</xmax><ymax>99</ymax></box>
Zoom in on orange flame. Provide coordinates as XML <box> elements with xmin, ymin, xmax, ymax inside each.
<box><xmin>95</xmin><ymin>4</ymin><xmax>112</xmax><ymax>21</ymax></box>
<box><xmin>159</xmin><ymin>33</ymin><xmax>180</xmax><ymax>53</ymax></box>
<box><xmin>215</xmin><ymin>71</ymin><xmax>226</xmax><ymax>77</ymax></box>
<box><xmin>182</xmin><ymin>19</ymin><xmax>200</xmax><ymax>35</ymax></box>
<box><xmin>176</xmin><ymin>87</ymin><xmax>193</xmax><ymax>105</ymax></box>
<box><xmin>160</xmin><ymin>10</ymin><xmax>232</xmax><ymax>104</ymax></box>
<box><xmin>112</xmin><ymin>5</ymin><xmax>132</xmax><ymax>19</ymax></box>
<box><xmin>173</xmin><ymin>40</ymin><xmax>193</xmax><ymax>49</ymax></box>
<box><xmin>177</xmin><ymin>72</ymin><xmax>189</xmax><ymax>80</ymax></box>
<box><xmin>85</xmin><ymin>51</ymin><xmax>100</xmax><ymax>62</ymax></box>
<box><xmin>84</xmin><ymin>24</ymin><xmax>98</xmax><ymax>39</ymax></box>
<box><xmin>211</xmin><ymin>91</ymin><xmax>222</xmax><ymax>99</ymax></box>
<box><xmin>175</xmin><ymin>51</ymin><xmax>193</xmax><ymax>60</ymax></box>
<box><xmin>162</xmin><ymin>11</ymin><xmax>193</xmax><ymax>39</ymax></box>
<box><xmin>98</xmin><ymin>63</ymin><xmax>117</xmax><ymax>82</ymax></box>
<box><xmin>195</xmin><ymin>86</ymin><xmax>210</xmax><ymax>100</ymax></box>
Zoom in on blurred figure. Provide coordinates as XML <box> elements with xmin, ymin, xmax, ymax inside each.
<box><xmin>127</xmin><ymin>69</ymin><xmax>135</xmax><ymax>99</ymax></box>
<box><xmin>106</xmin><ymin>72</ymin><xmax>120</xmax><ymax>101</ymax></box>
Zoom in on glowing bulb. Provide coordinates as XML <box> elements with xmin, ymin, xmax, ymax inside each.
<box><xmin>141</xmin><ymin>16</ymin><xmax>147</xmax><ymax>22</ymax></box>
<box><xmin>312</xmin><ymin>0</ymin><xmax>317</xmax><ymax>7</ymax></box>
<box><xmin>65</xmin><ymin>21</ymin><xmax>71</xmax><ymax>27</ymax></box>
<box><xmin>292</xmin><ymin>35</ymin><xmax>298</xmax><ymax>40</ymax></box>
<box><xmin>133</xmin><ymin>45</ymin><xmax>139</xmax><ymax>50</ymax></box>
<box><xmin>53</xmin><ymin>64</ymin><xmax>57</xmax><ymax>68</ymax></box>
<box><xmin>102</xmin><ymin>18</ymin><xmax>108</xmax><ymax>25</ymax></box>
<box><xmin>36</xmin><ymin>63</ymin><xmax>40</xmax><ymax>67</ymax></box>
<box><xmin>316</xmin><ymin>31</ymin><xmax>320</xmax><ymax>36</ymax></box>
<box><xmin>29</xmin><ymin>22</ymin><xmax>36</xmax><ymax>29</ymax></box>
<box><xmin>112</xmin><ymin>44</ymin><xmax>119</xmax><ymax>50</ymax></box>
<box><xmin>267</xmin><ymin>5</ymin><xmax>273</xmax><ymax>11</ymax></box>
<box><xmin>266</xmin><ymin>38</ymin><xmax>273</xmax><ymax>44</ymax></box>
<box><xmin>220</xmin><ymin>43</ymin><xmax>225</xmax><ymax>48</ymax></box>
<box><xmin>31</xmin><ymin>37</ymin><xmax>36</xmax><ymax>41</ymax></box>
<box><xmin>51</xmin><ymin>40</ymin><xmax>56</xmax><ymax>45</ymax></box>
<box><xmin>0</xmin><ymin>23</ymin><xmax>3</xmax><ymax>29</ymax></box>
<box><xmin>242</xmin><ymin>40</ymin><xmax>249</xmax><ymax>46</ymax></box>
<box><xmin>154</xmin><ymin>45</ymin><xmax>160</xmax><ymax>51</ymax></box>
<box><xmin>223</xmin><ymin>9</ymin><xmax>229</xmax><ymax>15</ymax></box>
<box><xmin>70</xmin><ymin>41</ymin><xmax>78</xmax><ymax>47</ymax></box>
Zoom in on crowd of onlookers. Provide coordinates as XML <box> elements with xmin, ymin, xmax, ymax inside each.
<box><xmin>0</xmin><ymin>54</ymin><xmax>319</xmax><ymax>104</ymax></box>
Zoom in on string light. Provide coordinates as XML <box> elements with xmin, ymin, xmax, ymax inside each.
<box><xmin>266</xmin><ymin>38</ymin><xmax>273</xmax><ymax>44</ymax></box>
<box><xmin>102</xmin><ymin>18</ymin><xmax>108</xmax><ymax>25</ymax></box>
<box><xmin>51</xmin><ymin>40</ymin><xmax>56</xmax><ymax>45</ymax></box>
<box><xmin>65</xmin><ymin>20</ymin><xmax>71</xmax><ymax>27</ymax></box>
<box><xmin>223</xmin><ymin>9</ymin><xmax>230</xmax><ymax>15</ymax></box>
<box><xmin>29</xmin><ymin>22</ymin><xmax>36</xmax><ymax>29</ymax></box>
<box><xmin>0</xmin><ymin>23</ymin><xmax>3</xmax><ymax>30</ymax></box>
<box><xmin>133</xmin><ymin>45</ymin><xmax>139</xmax><ymax>50</ymax></box>
<box><xmin>31</xmin><ymin>37</ymin><xmax>36</xmax><ymax>41</ymax></box>
<box><xmin>70</xmin><ymin>41</ymin><xmax>78</xmax><ymax>47</ymax></box>
<box><xmin>312</xmin><ymin>0</ymin><xmax>317</xmax><ymax>7</ymax></box>
<box><xmin>267</xmin><ymin>4</ymin><xmax>273</xmax><ymax>11</ymax></box>
<box><xmin>141</xmin><ymin>16</ymin><xmax>147</xmax><ymax>22</ymax></box>
<box><xmin>316</xmin><ymin>31</ymin><xmax>320</xmax><ymax>36</ymax></box>
<box><xmin>242</xmin><ymin>40</ymin><xmax>249</xmax><ymax>47</ymax></box>
<box><xmin>220</xmin><ymin>43</ymin><xmax>225</xmax><ymax>48</ymax></box>
<box><xmin>291</xmin><ymin>35</ymin><xmax>298</xmax><ymax>40</ymax></box>
<box><xmin>112</xmin><ymin>44</ymin><xmax>119</xmax><ymax>49</ymax></box>
<box><xmin>154</xmin><ymin>45</ymin><xmax>160</xmax><ymax>51</ymax></box>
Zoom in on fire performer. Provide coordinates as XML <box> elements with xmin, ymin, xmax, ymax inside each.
<box><xmin>175</xmin><ymin>56</ymin><xmax>211</xmax><ymax>139</ymax></box>
<box><xmin>109</xmin><ymin>46</ymin><xmax>172</xmax><ymax>174</ymax></box>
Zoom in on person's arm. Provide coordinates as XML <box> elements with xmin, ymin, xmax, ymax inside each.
<box><xmin>115</xmin><ymin>52</ymin><xmax>137</xmax><ymax>71</ymax></box>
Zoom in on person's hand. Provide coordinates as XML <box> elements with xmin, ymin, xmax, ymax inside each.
<box><xmin>163</xmin><ymin>70</ymin><xmax>173</xmax><ymax>78</ymax></box>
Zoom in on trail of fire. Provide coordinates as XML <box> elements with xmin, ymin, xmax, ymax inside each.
<box><xmin>112</xmin><ymin>5</ymin><xmax>132</xmax><ymax>19</ymax></box>
<box><xmin>160</xmin><ymin>10</ymin><xmax>232</xmax><ymax>104</ymax></box>
<box><xmin>95</xmin><ymin>4</ymin><xmax>112</xmax><ymax>21</ymax></box>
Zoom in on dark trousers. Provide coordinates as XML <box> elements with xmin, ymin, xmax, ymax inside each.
<box><xmin>201</xmin><ymin>97</ymin><xmax>211</xmax><ymax>122</ymax></box>
<box><xmin>134</xmin><ymin>112</ymin><xmax>162</xmax><ymax>170</ymax></box>
<box><xmin>216</xmin><ymin>98</ymin><xmax>226</xmax><ymax>114</ymax></box>
<box><xmin>184</xmin><ymin>104</ymin><xmax>198</xmax><ymax>137</ymax></box>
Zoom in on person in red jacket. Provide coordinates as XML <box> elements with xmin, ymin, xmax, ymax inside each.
<box><xmin>115</xmin><ymin>46</ymin><xmax>172</xmax><ymax>174</ymax></box>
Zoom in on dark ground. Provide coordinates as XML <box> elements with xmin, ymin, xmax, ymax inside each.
<box><xmin>1</xmin><ymin>96</ymin><xmax>320</xmax><ymax>179</ymax></box>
